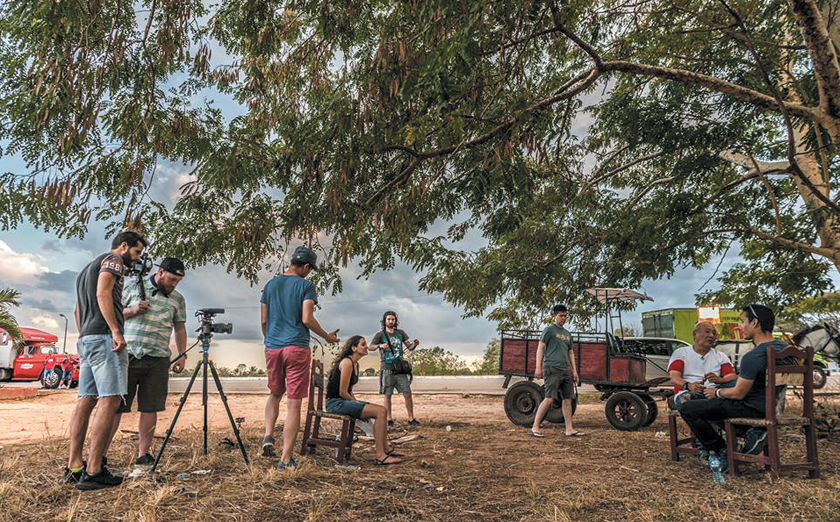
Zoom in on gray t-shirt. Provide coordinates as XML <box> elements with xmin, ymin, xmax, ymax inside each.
<box><xmin>540</xmin><ymin>324</ymin><xmax>573</xmax><ymax>370</ymax></box>
<box><xmin>76</xmin><ymin>252</ymin><xmax>126</xmax><ymax>337</ymax></box>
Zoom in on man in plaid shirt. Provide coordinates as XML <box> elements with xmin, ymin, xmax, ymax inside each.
<box><xmin>108</xmin><ymin>258</ymin><xmax>188</xmax><ymax>466</ymax></box>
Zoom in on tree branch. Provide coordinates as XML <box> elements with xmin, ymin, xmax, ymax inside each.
<box><xmin>789</xmin><ymin>0</ymin><xmax>840</xmax><ymax>118</ymax></box>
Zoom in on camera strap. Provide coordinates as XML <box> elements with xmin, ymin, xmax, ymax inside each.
<box><xmin>137</xmin><ymin>273</ymin><xmax>147</xmax><ymax>301</ymax></box>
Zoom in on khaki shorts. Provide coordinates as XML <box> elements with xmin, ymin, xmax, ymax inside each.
<box><xmin>379</xmin><ymin>369</ymin><xmax>411</xmax><ymax>395</ymax></box>
<box><xmin>543</xmin><ymin>365</ymin><xmax>575</xmax><ymax>401</ymax></box>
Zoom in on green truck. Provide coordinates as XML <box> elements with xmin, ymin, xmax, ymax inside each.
<box><xmin>641</xmin><ymin>308</ymin><xmax>743</xmax><ymax>343</ymax></box>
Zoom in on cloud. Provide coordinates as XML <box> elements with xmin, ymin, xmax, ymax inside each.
<box><xmin>31</xmin><ymin>314</ymin><xmax>59</xmax><ymax>330</ymax></box>
<box><xmin>37</xmin><ymin>270</ymin><xmax>78</xmax><ymax>294</ymax></box>
<box><xmin>25</xmin><ymin>298</ymin><xmax>58</xmax><ymax>313</ymax></box>
<box><xmin>0</xmin><ymin>240</ymin><xmax>48</xmax><ymax>284</ymax></box>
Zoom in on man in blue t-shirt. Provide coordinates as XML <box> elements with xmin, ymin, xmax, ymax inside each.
<box><xmin>259</xmin><ymin>246</ymin><xmax>339</xmax><ymax>470</ymax></box>
<box><xmin>681</xmin><ymin>304</ymin><xmax>787</xmax><ymax>468</ymax></box>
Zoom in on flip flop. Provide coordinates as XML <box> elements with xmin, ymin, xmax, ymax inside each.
<box><xmin>386</xmin><ymin>449</ymin><xmax>406</xmax><ymax>457</ymax></box>
<box><xmin>530</xmin><ymin>430</ymin><xmax>545</xmax><ymax>438</ymax></box>
<box><xmin>566</xmin><ymin>431</ymin><xmax>586</xmax><ymax>437</ymax></box>
<box><xmin>375</xmin><ymin>455</ymin><xmax>403</xmax><ymax>466</ymax></box>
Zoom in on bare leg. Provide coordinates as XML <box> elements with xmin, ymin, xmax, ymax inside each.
<box><xmin>562</xmin><ymin>399</ymin><xmax>576</xmax><ymax>435</ymax></box>
<box><xmin>280</xmin><ymin>398</ymin><xmax>303</xmax><ymax>463</ymax></box>
<box><xmin>384</xmin><ymin>394</ymin><xmax>393</xmax><ymax>422</ymax></box>
<box><xmin>361</xmin><ymin>403</ymin><xmax>398</xmax><ymax>462</ymax></box>
<box><xmin>138</xmin><ymin>412</ymin><xmax>157</xmax><ymax>457</ymax></box>
<box><xmin>264</xmin><ymin>393</ymin><xmax>282</xmax><ymax>438</ymax></box>
<box><xmin>86</xmin><ymin>396</ymin><xmax>122</xmax><ymax>475</ymax></box>
<box><xmin>404</xmin><ymin>392</ymin><xmax>415</xmax><ymax>421</ymax></box>
<box><xmin>68</xmin><ymin>396</ymin><xmax>97</xmax><ymax>469</ymax></box>
<box><xmin>105</xmin><ymin>412</ymin><xmax>122</xmax><ymax>455</ymax></box>
<box><xmin>532</xmin><ymin>398</ymin><xmax>554</xmax><ymax>433</ymax></box>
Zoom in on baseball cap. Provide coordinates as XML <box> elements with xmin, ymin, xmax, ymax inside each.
<box><xmin>158</xmin><ymin>257</ymin><xmax>186</xmax><ymax>277</ymax></box>
<box><xmin>292</xmin><ymin>246</ymin><xmax>319</xmax><ymax>270</ymax></box>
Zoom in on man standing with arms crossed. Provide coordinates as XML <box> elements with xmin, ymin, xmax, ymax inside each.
<box><xmin>64</xmin><ymin>231</ymin><xmax>146</xmax><ymax>490</ymax></box>
<box><xmin>531</xmin><ymin>304</ymin><xmax>582</xmax><ymax>438</ymax></box>
<box><xmin>260</xmin><ymin>246</ymin><xmax>339</xmax><ymax>470</ymax></box>
<box><xmin>108</xmin><ymin>258</ymin><xmax>188</xmax><ymax>466</ymax></box>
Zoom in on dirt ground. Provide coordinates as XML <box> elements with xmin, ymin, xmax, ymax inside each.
<box><xmin>1</xmin><ymin>392</ymin><xmax>839</xmax><ymax>522</ymax></box>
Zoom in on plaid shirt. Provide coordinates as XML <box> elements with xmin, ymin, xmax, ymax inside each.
<box><xmin>123</xmin><ymin>276</ymin><xmax>187</xmax><ymax>359</ymax></box>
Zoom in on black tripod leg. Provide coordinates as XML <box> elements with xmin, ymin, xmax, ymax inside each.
<box><xmin>208</xmin><ymin>360</ymin><xmax>251</xmax><ymax>465</ymax></box>
<box><xmin>150</xmin><ymin>358</ymin><xmax>203</xmax><ymax>475</ymax></box>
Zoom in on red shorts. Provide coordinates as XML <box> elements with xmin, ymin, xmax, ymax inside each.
<box><xmin>265</xmin><ymin>346</ymin><xmax>311</xmax><ymax>399</ymax></box>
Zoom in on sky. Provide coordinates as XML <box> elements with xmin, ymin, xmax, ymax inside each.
<box><xmin>0</xmin><ymin>218</ymin><xmax>773</xmax><ymax>372</ymax></box>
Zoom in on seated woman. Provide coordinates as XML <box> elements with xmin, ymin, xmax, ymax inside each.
<box><xmin>326</xmin><ymin>335</ymin><xmax>404</xmax><ymax>466</ymax></box>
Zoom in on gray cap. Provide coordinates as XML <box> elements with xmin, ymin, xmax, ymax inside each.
<box><xmin>291</xmin><ymin>246</ymin><xmax>318</xmax><ymax>270</ymax></box>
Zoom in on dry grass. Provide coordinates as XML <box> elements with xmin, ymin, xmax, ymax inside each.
<box><xmin>1</xmin><ymin>394</ymin><xmax>839</xmax><ymax>522</ymax></box>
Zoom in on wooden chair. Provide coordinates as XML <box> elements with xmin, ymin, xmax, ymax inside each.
<box><xmin>668</xmin><ymin>407</ymin><xmax>702</xmax><ymax>462</ymax></box>
<box><xmin>725</xmin><ymin>344</ymin><xmax>819</xmax><ymax>479</ymax></box>
<box><xmin>300</xmin><ymin>359</ymin><xmax>356</xmax><ymax>463</ymax></box>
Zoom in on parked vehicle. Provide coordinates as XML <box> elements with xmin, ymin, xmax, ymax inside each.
<box><xmin>642</xmin><ymin>307</ymin><xmax>743</xmax><ymax>343</ymax></box>
<box><xmin>0</xmin><ymin>327</ymin><xmax>79</xmax><ymax>388</ymax></box>
<box><xmin>620</xmin><ymin>337</ymin><xmax>692</xmax><ymax>382</ymax></box>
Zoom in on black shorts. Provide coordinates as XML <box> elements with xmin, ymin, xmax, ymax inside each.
<box><xmin>117</xmin><ymin>355</ymin><xmax>170</xmax><ymax>413</ymax></box>
<box><xmin>543</xmin><ymin>365</ymin><xmax>575</xmax><ymax>401</ymax></box>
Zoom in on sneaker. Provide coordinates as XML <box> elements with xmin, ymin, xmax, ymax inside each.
<box><xmin>261</xmin><ymin>435</ymin><xmax>276</xmax><ymax>458</ymax></box>
<box><xmin>408</xmin><ymin>419</ymin><xmax>420</xmax><ymax>427</ymax></box>
<box><xmin>277</xmin><ymin>457</ymin><xmax>297</xmax><ymax>471</ymax></box>
<box><xmin>75</xmin><ymin>467</ymin><xmax>124</xmax><ymax>491</ymax></box>
<box><xmin>62</xmin><ymin>463</ymin><xmax>86</xmax><ymax>484</ymax></box>
<box><xmin>135</xmin><ymin>453</ymin><xmax>155</xmax><ymax>466</ymax></box>
<box><xmin>740</xmin><ymin>428</ymin><xmax>768</xmax><ymax>455</ymax></box>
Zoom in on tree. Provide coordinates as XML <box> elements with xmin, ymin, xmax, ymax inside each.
<box><xmin>0</xmin><ymin>288</ymin><xmax>22</xmax><ymax>343</ymax></box>
<box><xmin>776</xmin><ymin>291</ymin><xmax>840</xmax><ymax>331</ymax></box>
<box><xmin>411</xmin><ymin>346</ymin><xmax>471</xmax><ymax>376</ymax></box>
<box><xmin>1</xmin><ymin>1</ymin><xmax>839</xmax><ymax>325</ymax></box>
<box><xmin>472</xmin><ymin>339</ymin><xmax>500</xmax><ymax>375</ymax></box>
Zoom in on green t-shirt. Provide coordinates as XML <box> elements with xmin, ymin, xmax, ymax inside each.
<box><xmin>123</xmin><ymin>276</ymin><xmax>187</xmax><ymax>358</ymax></box>
<box><xmin>540</xmin><ymin>324</ymin><xmax>573</xmax><ymax>370</ymax></box>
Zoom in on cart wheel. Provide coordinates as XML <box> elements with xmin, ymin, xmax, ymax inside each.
<box><xmin>605</xmin><ymin>391</ymin><xmax>647</xmax><ymax>431</ymax></box>
<box><xmin>504</xmin><ymin>381</ymin><xmax>544</xmax><ymax>427</ymax></box>
<box><xmin>813</xmin><ymin>367</ymin><xmax>827</xmax><ymax>389</ymax></box>
<box><xmin>639</xmin><ymin>394</ymin><xmax>658</xmax><ymax>427</ymax></box>
<box><xmin>545</xmin><ymin>397</ymin><xmax>578</xmax><ymax>424</ymax></box>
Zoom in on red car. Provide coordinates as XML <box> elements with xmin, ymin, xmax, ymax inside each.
<box><xmin>0</xmin><ymin>327</ymin><xmax>80</xmax><ymax>388</ymax></box>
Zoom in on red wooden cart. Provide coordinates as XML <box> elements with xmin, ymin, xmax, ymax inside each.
<box><xmin>499</xmin><ymin>289</ymin><xmax>674</xmax><ymax>431</ymax></box>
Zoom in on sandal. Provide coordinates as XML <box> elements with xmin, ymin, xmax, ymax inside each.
<box><xmin>374</xmin><ymin>455</ymin><xmax>403</xmax><ymax>466</ymax></box>
<box><xmin>530</xmin><ymin>430</ymin><xmax>545</xmax><ymax>438</ymax></box>
<box><xmin>566</xmin><ymin>431</ymin><xmax>586</xmax><ymax>437</ymax></box>
<box><xmin>386</xmin><ymin>449</ymin><xmax>406</xmax><ymax>457</ymax></box>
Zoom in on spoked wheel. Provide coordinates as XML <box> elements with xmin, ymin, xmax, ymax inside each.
<box><xmin>545</xmin><ymin>397</ymin><xmax>578</xmax><ymax>424</ymax></box>
<box><xmin>504</xmin><ymin>381</ymin><xmax>544</xmax><ymax>427</ymax></box>
<box><xmin>605</xmin><ymin>391</ymin><xmax>648</xmax><ymax>431</ymax></box>
<box><xmin>41</xmin><ymin>368</ymin><xmax>62</xmax><ymax>389</ymax></box>
<box><xmin>638</xmin><ymin>394</ymin><xmax>658</xmax><ymax>427</ymax></box>
<box><xmin>813</xmin><ymin>367</ymin><xmax>827</xmax><ymax>389</ymax></box>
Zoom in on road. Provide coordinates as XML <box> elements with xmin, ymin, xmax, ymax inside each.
<box><xmin>5</xmin><ymin>375</ymin><xmax>839</xmax><ymax>395</ymax></box>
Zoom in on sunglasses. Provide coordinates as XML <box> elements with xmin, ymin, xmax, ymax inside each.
<box><xmin>746</xmin><ymin>304</ymin><xmax>764</xmax><ymax>323</ymax></box>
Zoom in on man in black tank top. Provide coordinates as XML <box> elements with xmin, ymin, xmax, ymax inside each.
<box><xmin>65</xmin><ymin>231</ymin><xmax>147</xmax><ymax>491</ymax></box>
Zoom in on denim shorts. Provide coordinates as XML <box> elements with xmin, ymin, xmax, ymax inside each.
<box><xmin>77</xmin><ymin>334</ymin><xmax>129</xmax><ymax>398</ymax></box>
<box><xmin>326</xmin><ymin>398</ymin><xmax>367</xmax><ymax>419</ymax></box>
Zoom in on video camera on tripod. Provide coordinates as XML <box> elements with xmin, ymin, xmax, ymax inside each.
<box><xmin>196</xmin><ymin>308</ymin><xmax>233</xmax><ymax>335</ymax></box>
<box><xmin>151</xmin><ymin>307</ymin><xmax>249</xmax><ymax>474</ymax></box>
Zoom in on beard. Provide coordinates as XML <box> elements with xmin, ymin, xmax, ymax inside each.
<box><xmin>121</xmin><ymin>252</ymin><xmax>134</xmax><ymax>267</ymax></box>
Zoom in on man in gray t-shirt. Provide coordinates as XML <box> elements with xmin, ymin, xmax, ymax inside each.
<box><xmin>65</xmin><ymin>231</ymin><xmax>146</xmax><ymax>491</ymax></box>
<box><xmin>531</xmin><ymin>304</ymin><xmax>582</xmax><ymax>438</ymax></box>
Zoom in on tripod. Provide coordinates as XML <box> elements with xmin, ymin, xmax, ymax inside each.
<box><xmin>150</xmin><ymin>313</ymin><xmax>250</xmax><ymax>474</ymax></box>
